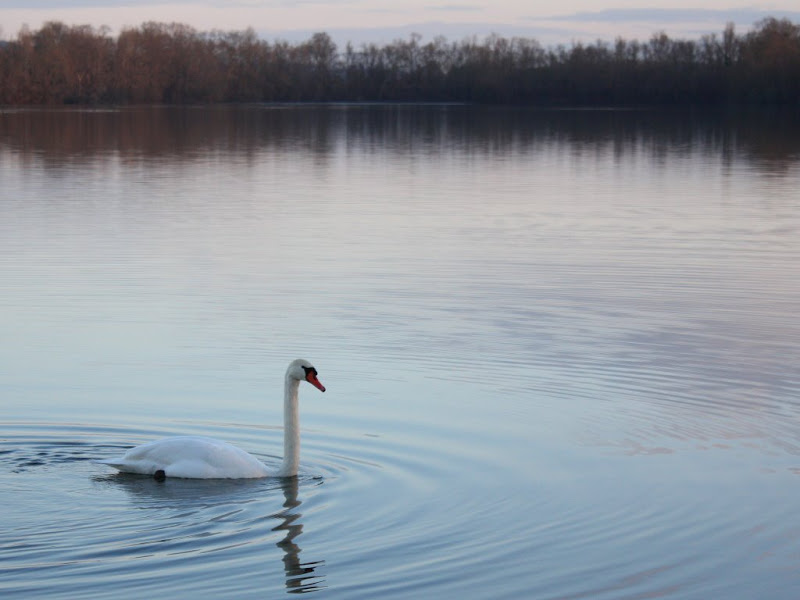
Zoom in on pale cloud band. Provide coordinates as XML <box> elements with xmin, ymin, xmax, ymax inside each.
<box><xmin>1</xmin><ymin>2</ymin><xmax>797</xmax><ymax>45</ymax></box>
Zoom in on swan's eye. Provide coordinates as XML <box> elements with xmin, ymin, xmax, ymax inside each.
<box><xmin>302</xmin><ymin>366</ymin><xmax>317</xmax><ymax>377</ymax></box>
<box><xmin>302</xmin><ymin>365</ymin><xmax>326</xmax><ymax>391</ymax></box>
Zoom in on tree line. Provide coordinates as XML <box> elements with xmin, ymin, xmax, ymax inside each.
<box><xmin>0</xmin><ymin>18</ymin><xmax>798</xmax><ymax>106</ymax></box>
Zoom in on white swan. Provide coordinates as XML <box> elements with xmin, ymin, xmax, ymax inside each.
<box><xmin>99</xmin><ymin>359</ymin><xmax>325</xmax><ymax>479</ymax></box>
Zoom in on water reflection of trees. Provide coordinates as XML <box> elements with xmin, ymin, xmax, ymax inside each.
<box><xmin>0</xmin><ymin>105</ymin><xmax>798</xmax><ymax>175</ymax></box>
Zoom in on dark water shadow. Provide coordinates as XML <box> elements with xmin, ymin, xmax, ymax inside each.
<box><xmin>1</xmin><ymin>105</ymin><xmax>798</xmax><ymax>177</ymax></box>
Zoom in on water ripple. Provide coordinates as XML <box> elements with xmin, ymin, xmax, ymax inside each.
<box><xmin>2</xmin><ymin>404</ymin><xmax>800</xmax><ymax>600</ymax></box>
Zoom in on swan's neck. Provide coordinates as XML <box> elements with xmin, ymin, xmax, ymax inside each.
<box><xmin>276</xmin><ymin>375</ymin><xmax>301</xmax><ymax>477</ymax></box>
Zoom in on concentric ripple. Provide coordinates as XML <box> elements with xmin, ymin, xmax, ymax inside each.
<box><xmin>3</xmin><ymin>417</ymin><xmax>799</xmax><ymax>599</ymax></box>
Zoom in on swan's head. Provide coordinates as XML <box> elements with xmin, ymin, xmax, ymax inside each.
<box><xmin>287</xmin><ymin>359</ymin><xmax>326</xmax><ymax>392</ymax></box>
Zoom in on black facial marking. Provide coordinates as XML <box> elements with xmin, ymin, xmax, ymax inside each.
<box><xmin>302</xmin><ymin>366</ymin><xmax>318</xmax><ymax>377</ymax></box>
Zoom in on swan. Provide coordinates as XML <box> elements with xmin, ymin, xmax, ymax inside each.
<box><xmin>99</xmin><ymin>359</ymin><xmax>325</xmax><ymax>479</ymax></box>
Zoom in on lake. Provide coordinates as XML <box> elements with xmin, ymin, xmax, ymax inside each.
<box><xmin>1</xmin><ymin>104</ymin><xmax>799</xmax><ymax>599</ymax></box>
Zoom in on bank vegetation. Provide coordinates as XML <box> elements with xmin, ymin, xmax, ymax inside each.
<box><xmin>0</xmin><ymin>17</ymin><xmax>798</xmax><ymax>105</ymax></box>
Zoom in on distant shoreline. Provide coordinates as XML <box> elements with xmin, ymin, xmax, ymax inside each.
<box><xmin>1</xmin><ymin>18</ymin><xmax>798</xmax><ymax>106</ymax></box>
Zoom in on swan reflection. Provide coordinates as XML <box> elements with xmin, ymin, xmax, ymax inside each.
<box><xmin>272</xmin><ymin>476</ymin><xmax>326</xmax><ymax>593</ymax></box>
<box><xmin>94</xmin><ymin>471</ymin><xmax>326</xmax><ymax>593</ymax></box>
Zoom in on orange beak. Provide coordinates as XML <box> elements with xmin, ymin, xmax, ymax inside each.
<box><xmin>306</xmin><ymin>372</ymin><xmax>326</xmax><ymax>392</ymax></box>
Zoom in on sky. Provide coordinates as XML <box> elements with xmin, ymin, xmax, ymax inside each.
<box><xmin>1</xmin><ymin>1</ymin><xmax>799</xmax><ymax>46</ymax></box>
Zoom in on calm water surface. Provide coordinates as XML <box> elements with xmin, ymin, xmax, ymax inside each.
<box><xmin>1</xmin><ymin>105</ymin><xmax>799</xmax><ymax>599</ymax></box>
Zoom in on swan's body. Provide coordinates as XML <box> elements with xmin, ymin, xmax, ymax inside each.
<box><xmin>99</xmin><ymin>359</ymin><xmax>325</xmax><ymax>479</ymax></box>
